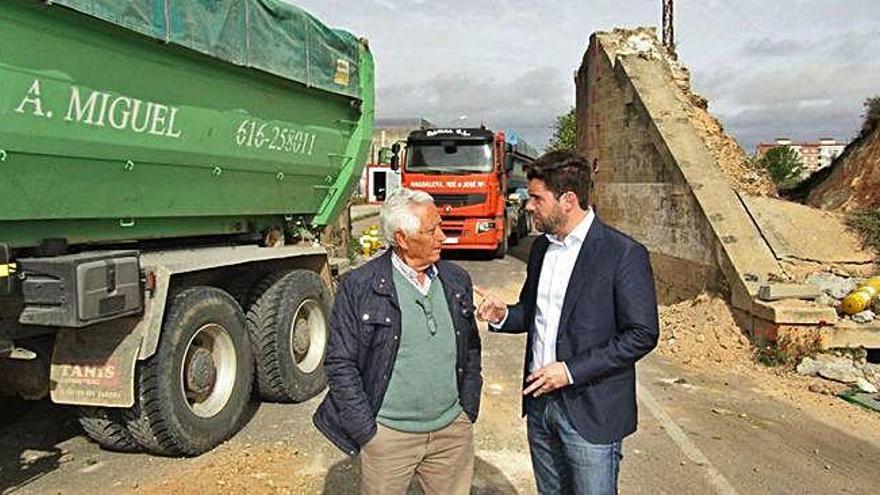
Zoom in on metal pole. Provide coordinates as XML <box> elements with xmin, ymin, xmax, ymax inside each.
<box><xmin>662</xmin><ymin>0</ymin><xmax>675</xmax><ymax>53</ymax></box>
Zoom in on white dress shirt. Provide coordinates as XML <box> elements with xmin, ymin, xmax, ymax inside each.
<box><xmin>532</xmin><ymin>208</ymin><xmax>594</xmax><ymax>378</ymax></box>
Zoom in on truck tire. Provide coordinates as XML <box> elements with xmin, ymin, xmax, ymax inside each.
<box><xmin>509</xmin><ymin>220</ymin><xmax>520</xmax><ymax>247</ymax></box>
<box><xmin>494</xmin><ymin>221</ymin><xmax>509</xmax><ymax>259</ymax></box>
<box><xmin>247</xmin><ymin>270</ymin><xmax>331</xmax><ymax>403</ymax></box>
<box><xmin>519</xmin><ymin>211</ymin><xmax>530</xmax><ymax>239</ymax></box>
<box><xmin>78</xmin><ymin>407</ymin><xmax>140</xmax><ymax>453</ymax></box>
<box><xmin>125</xmin><ymin>287</ymin><xmax>254</xmax><ymax>456</ymax></box>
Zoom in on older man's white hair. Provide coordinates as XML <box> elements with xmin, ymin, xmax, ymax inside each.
<box><xmin>380</xmin><ymin>188</ymin><xmax>435</xmax><ymax>247</ymax></box>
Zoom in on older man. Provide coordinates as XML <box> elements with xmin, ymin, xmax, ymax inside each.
<box><xmin>314</xmin><ymin>188</ymin><xmax>482</xmax><ymax>495</ymax></box>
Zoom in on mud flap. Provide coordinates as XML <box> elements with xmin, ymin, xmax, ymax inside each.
<box><xmin>50</xmin><ymin>318</ymin><xmax>142</xmax><ymax>407</ymax></box>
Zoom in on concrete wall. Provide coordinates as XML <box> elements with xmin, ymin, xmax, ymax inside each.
<box><xmin>572</xmin><ymin>30</ymin><xmax>880</xmax><ymax>349</ymax></box>
<box><xmin>576</xmin><ymin>36</ymin><xmax>721</xmax><ymax>303</ymax></box>
<box><xmin>575</xmin><ymin>33</ymin><xmax>783</xmax><ymax>307</ymax></box>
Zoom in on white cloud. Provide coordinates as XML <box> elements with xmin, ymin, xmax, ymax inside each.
<box><xmin>296</xmin><ymin>0</ymin><xmax>880</xmax><ymax>151</ymax></box>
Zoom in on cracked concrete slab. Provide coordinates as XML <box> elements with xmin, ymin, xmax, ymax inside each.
<box><xmin>741</xmin><ymin>195</ymin><xmax>874</xmax><ymax>264</ymax></box>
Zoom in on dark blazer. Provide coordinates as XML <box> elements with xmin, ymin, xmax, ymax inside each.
<box><xmin>497</xmin><ymin>217</ymin><xmax>659</xmax><ymax>444</ymax></box>
<box><xmin>313</xmin><ymin>250</ymin><xmax>482</xmax><ymax>455</ymax></box>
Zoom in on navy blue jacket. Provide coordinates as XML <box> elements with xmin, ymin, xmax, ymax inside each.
<box><xmin>313</xmin><ymin>250</ymin><xmax>482</xmax><ymax>455</ymax></box>
<box><xmin>497</xmin><ymin>218</ymin><xmax>659</xmax><ymax>444</ymax></box>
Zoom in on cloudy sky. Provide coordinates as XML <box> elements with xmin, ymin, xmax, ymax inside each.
<box><xmin>296</xmin><ymin>0</ymin><xmax>880</xmax><ymax>152</ymax></box>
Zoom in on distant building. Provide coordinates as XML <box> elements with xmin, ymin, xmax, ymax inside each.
<box><xmin>370</xmin><ymin>118</ymin><xmax>435</xmax><ymax>164</ymax></box>
<box><xmin>359</xmin><ymin>117</ymin><xmax>435</xmax><ymax>202</ymax></box>
<box><xmin>756</xmin><ymin>137</ymin><xmax>846</xmax><ymax>176</ymax></box>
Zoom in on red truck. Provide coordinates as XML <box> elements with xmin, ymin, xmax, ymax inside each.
<box><xmin>391</xmin><ymin>127</ymin><xmax>536</xmax><ymax>257</ymax></box>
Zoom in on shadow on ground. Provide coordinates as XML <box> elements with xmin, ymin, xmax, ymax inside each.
<box><xmin>321</xmin><ymin>455</ymin><xmax>519</xmax><ymax>494</ymax></box>
<box><xmin>0</xmin><ymin>398</ymin><xmax>80</xmax><ymax>493</ymax></box>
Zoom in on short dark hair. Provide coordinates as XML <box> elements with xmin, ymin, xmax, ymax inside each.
<box><xmin>525</xmin><ymin>150</ymin><xmax>592</xmax><ymax>209</ymax></box>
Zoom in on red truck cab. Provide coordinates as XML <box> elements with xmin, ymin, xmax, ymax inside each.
<box><xmin>394</xmin><ymin>128</ymin><xmax>535</xmax><ymax>257</ymax></box>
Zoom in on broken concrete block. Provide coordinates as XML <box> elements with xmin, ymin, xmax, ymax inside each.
<box><xmin>863</xmin><ymin>363</ymin><xmax>880</xmax><ymax>389</ymax></box>
<box><xmin>856</xmin><ymin>378</ymin><xmax>878</xmax><ymax>394</ymax></box>
<box><xmin>808</xmin><ymin>272</ymin><xmax>857</xmax><ymax>300</ymax></box>
<box><xmin>800</xmin><ymin>354</ymin><xmax>864</xmax><ymax>384</ymax></box>
<box><xmin>818</xmin><ymin>365</ymin><xmax>863</xmax><ymax>384</ymax></box>
<box><xmin>851</xmin><ymin>310</ymin><xmax>876</xmax><ymax>324</ymax></box>
<box><xmin>757</xmin><ymin>283</ymin><xmax>821</xmax><ymax>301</ymax></box>
<box><xmin>831</xmin><ymin>281</ymin><xmax>858</xmax><ymax>300</ymax></box>
<box><xmin>797</xmin><ymin>357</ymin><xmax>821</xmax><ymax>376</ymax></box>
<box><xmin>752</xmin><ymin>299</ymin><xmax>838</xmax><ymax>325</ymax></box>
<box><xmin>818</xmin><ymin>360</ymin><xmax>863</xmax><ymax>384</ymax></box>
<box><xmin>816</xmin><ymin>293</ymin><xmax>837</xmax><ymax>308</ymax></box>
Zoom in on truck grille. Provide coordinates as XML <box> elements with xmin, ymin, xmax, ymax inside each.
<box><xmin>430</xmin><ymin>193</ymin><xmax>487</xmax><ymax>207</ymax></box>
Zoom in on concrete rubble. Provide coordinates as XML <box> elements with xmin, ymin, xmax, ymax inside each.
<box><xmin>805</xmin><ymin>271</ymin><xmax>880</xmax><ymax>324</ymax></box>
<box><xmin>797</xmin><ymin>352</ymin><xmax>880</xmax><ymax>392</ymax></box>
<box><xmin>808</xmin><ymin>272</ymin><xmax>858</xmax><ymax>301</ymax></box>
<box><xmin>851</xmin><ymin>310</ymin><xmax>875</xmax><ymax>324</ymax></box>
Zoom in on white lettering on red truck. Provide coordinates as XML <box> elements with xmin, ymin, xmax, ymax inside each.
<box><xmin>409</xmin><ymin>180</ymin><xmax>486</xmax><ymax>189</ymax></box>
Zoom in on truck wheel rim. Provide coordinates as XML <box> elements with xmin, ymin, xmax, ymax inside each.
<box><xmin>290</xmin><ymin>299</ymin><xmax>327</xmax><ymax>374</ymax></box>
<box><xmin>180</xmin><ymin>323</ymin><xmax>237</xmax><ymax>418</ymax></box>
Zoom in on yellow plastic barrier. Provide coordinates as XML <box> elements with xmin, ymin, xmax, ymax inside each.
<box><xmin>358</xmin><ymin>225</ymin><xmax>383</xmax><ymax>257</ymax></box>
<box><xmin>841</xmin><ymin>276</ymin><xmax>880</xmax><ymax>315</ymax></box>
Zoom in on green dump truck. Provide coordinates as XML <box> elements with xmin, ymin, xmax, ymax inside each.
<box><xmin>0</xmin><ymin>0</ymin><xmax>374</xmax><ymax>456</ymax></box>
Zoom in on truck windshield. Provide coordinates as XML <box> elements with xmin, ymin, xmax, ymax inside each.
<box><xmin>406</xmin><ymin>143</ymin><xmax>494</xmax><ymax>174</ymax></box>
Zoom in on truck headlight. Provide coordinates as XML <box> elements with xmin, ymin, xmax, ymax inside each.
<box><xmin>476</xmin><ymin>221</ymin><xmax>496</xmax><ymax>233</ymax></box>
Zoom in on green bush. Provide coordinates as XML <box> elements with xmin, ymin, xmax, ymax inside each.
<box><xmin>846</xmin><ymin>209</ymin><xmax>880</xmax><ymax>254</ymax></box>
<box><xmin>753</xmin><ymin>334</ymin><xmax>822</xmax><ymax>368</ymax></box>
<box><xmin>754</xmin><ymin>336</ymin><xmax>791</xmax><ymax>367</ymax></box>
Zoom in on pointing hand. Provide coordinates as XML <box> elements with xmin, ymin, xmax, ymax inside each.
<box><xmin>474</xmin><ymin>286</ymin><xmax>507</xmax><ymax>325</ymax></box>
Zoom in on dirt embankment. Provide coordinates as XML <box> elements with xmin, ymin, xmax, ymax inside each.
<box><xmin>666</xmin><ymin>48</ymin><xmax>777</xmax><ymax>197</ymax></box>
<box><xmin>807</xmin><ymin>124</ymin><xmax>880</xmax><ymax>211</ymax></box>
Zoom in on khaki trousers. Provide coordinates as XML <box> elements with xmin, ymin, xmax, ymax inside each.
<box><xmin>360</xmin><ymin>413</ymin><xmax>474</xmax><ymax>495</ymax></box>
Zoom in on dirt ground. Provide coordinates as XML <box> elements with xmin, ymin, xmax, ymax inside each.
<box><xmin>128</xmin><ymin>294</ymin><xmax>880</xmax><ymax>495</ymax></box>
<box><xmin>136</xmin><ymin>442</ymin><xmax>325</xmax><ymax>495</ymax></box>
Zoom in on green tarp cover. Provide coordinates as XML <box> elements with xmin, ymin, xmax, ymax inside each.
<box><xmin>51</xmin><ymin>0</ymin><xmax>362</xmax><ymax>99</ymax></box>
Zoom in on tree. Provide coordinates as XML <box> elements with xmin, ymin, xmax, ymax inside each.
<box><xmin>548</xmin><ymin>108</ymin><xmax>575</xmax><ymax>151</ymax></box>
<box><xmin>861</xmin><ymin>95</ymin><xmax>880</xmax><ymax>137</ymax></box>
<box><xmin>760</xmin><ymin>145</ymin><xmax>803</xmax><ymax>189</ymax></box>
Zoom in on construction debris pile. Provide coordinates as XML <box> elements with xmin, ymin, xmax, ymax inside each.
<box><xmin>807</xmin><ymin>272</ymin><xmax>880</xmax><ymax>324</ymax></box>
<box><xmin>590</xmin><ymin>28</ymin><xmax>879</xmax><ymax>410</ymax></box>
<box><xmin>797</xmin><ymin>351</ymin><xmax>880</xmax><ymax>394</ymax></box>
<box><xmin>659</xmin><ymin>293</ymin><xmax>880</xmax><ymax>401</ymax></box>
<box><xmin>658</xmin><ymin>293</ymin><xmax>752</xmax><ymax>369</ymax></box>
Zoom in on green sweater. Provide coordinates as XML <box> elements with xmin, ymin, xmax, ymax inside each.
<box><xmin>377</xmin><ymin>269</ymin><xmax>462</xmax><ymax>432</ymax></box>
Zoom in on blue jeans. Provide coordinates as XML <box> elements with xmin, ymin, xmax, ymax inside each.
<box><xmin>526</xmin><ymin>394</ymin><xmax>622</xmax><ymax>495</ymax></box>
